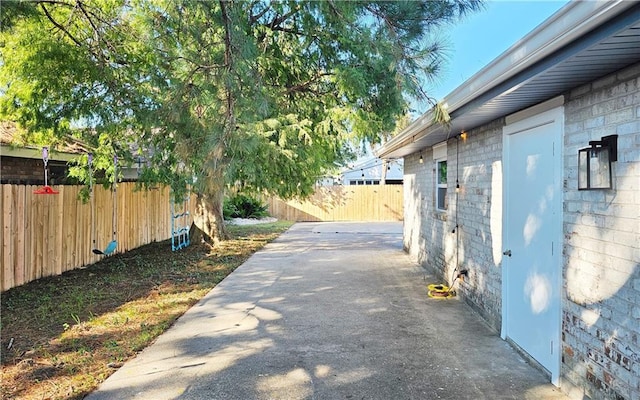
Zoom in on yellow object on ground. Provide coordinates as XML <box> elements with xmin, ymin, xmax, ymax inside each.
<box><xmin>427</xmin><ymin>284</ymin><xmax>455</xmax><ymax>299</ymax></box>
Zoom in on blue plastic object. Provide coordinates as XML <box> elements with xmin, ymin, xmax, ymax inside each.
<box><xmin>171</xmin><ymin>195</ymin><xmax>191</xmax><ymax>251</ymax></box>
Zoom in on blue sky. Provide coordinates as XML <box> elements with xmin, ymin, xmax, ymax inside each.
<box><xmin>421</xmin><ymin>0</ymin><xmax>570</xmax><ymax>111</ymax></box>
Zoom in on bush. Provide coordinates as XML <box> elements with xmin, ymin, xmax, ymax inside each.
<box><xmin>223</xmin><ymin>194</ymin><xmax>269</xmax><ymax>220</ymax></box>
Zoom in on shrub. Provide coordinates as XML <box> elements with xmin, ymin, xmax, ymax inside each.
<box><xmin>223</xmin><ymin>194</ymin><xmax>269</xmax><ymax>220</ymax></box>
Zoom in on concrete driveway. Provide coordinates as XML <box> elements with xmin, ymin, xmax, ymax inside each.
<box><xmin>86</xmin><ymin>222</ymin><xmax>568</xmax><ymax>400</ymax></box>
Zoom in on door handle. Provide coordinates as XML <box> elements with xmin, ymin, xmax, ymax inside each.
<box><xmin>503</xmin><ymin>250</ymin><xmax>512</xmax><ymax>257</ymax></box>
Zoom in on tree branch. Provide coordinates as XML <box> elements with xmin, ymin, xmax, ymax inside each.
<box><xmin>174</xmin><ymin>55</ymin><xmax>225</xmax><ymax>71</ymax></box>
<box><xmin>268</xmin><ymin>25</ymin><xmax>303</xmax><ymax>35</ymax></box>
<box><xmin>269</xmin><ymin>6</ymin><xmax>298</xmax><ymax>29</ymax></box>
<box><xmin>284</xmin><ymin>72</ymin><xmax>334</xmax><ymax>95</ymax></box>
<box><xmin>219</xmin><ymin>0</ymin><xmax>236</xmax><ymax>130</ymax></box>
<box><xmin>76</xmin><ymin>1</ymin><xmax>101</xmax><ymax>42</ymax></box>
<box><xmin>40</xmin><ymin>3</ymin><xmax>83</xmax><ymax>47</ymax></box>
<box><xmin>35</xmin><ymin>0</ymin><xmax>76</xmax><ymax>7</ymax></box>
<box><xmin>249</xmin><ymin>1</ymin><xmax>271</xmax><ymax>24</ymax></box>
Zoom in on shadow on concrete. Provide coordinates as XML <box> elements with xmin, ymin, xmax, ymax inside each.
<box><xmin>86</xmin><ymin>222</ymin><xmax>568</xmax><ymax>400</ymax></box>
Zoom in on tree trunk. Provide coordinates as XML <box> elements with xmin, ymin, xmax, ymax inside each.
<box><xmin>191</xmin><ymin>189</ymin><xmax>228</xmax><ymax>245</ymax></box>
<box><xmin>188</xmin><ymin>0</ymin><xmax>236</xmax><ymax>247</ymax></box>
<box><xmin>189</xmin><ymin>1</ymin><xmax>242</xmax><ymax>246</ymax></box>
<box><xmin>191</xmin><ymin>155</ymin><xmax>230</xmax><ymax>244</ymax></box>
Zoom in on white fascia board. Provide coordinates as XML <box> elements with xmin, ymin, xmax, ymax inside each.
<box><xmin>373</xmin><ymin>110</ymin><xmax>436</xmax><ymax>158</ymax></box>
<box><xmin>444</xmin><ymin>0</ymin><xmax>632</xmax><ymax>112</ymax></box>
<box><xmin>1</xmin><ymin>144</ymin><xmax>78</xmax><ymax>162</ymax></box>
<box><xmin>377</xmin><ymin>0</ymin><xmax>633</xmax><ymax>159</ymax></box>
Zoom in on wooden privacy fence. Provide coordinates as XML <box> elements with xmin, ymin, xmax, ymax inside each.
<box><xmin>1</xmin><ymin>183</ymin><xmax>193</xmax><ymax>292</ymax></box>
<box><xmin>266</xmin><ymin>185</ymin><xmax>403</xmax><ymax>222</ymax></box>
<box><xmin>2</xmin><ymin>183</ymin><xmax>402</xmax><ymax>291</ymax></box>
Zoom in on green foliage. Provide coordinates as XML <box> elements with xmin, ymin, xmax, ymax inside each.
<box><xmin>223</xmin><ymin>194</ymin><xmax>269</xmax><ymax>220</ymax></box>
<box><xmin>438</xmin><ymin>160</ymin><xmax>448</xmax><ymax>184</ymax></box>
<box><xmin>0</xmin><ymin>0</ymin><xmax>483</xmax><ymax>237</ymax></box>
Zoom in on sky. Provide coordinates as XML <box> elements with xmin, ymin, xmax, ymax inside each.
<box><xmin>422</xmin><ymin>0</ymin><xmax>570</xmax><ymax>111</ymax></box>
<box><xmin>347</xmin><ymin>1</ymin><xmax>571</xmax><ymax>167</ymax></box>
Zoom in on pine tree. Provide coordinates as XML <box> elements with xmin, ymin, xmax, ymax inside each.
<box><xmin>0</xmin><ymin>0</ymin><xmax>482</xmax><ymax>242</ymax></box>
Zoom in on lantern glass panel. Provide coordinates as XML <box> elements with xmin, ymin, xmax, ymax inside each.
<box><xmin>589</xmin><ymin>146</ymin><xmax>611</xmax><ymax>189</ymax></box>
<box><xmin>578</xmin><ymin>145</ymin><xmax>612</xmax><ymax>190</ymax></box>
<box><xmin>578</xmin><ymin>149</ymin><xmax>588</xmax><ymax>190</ymax></box>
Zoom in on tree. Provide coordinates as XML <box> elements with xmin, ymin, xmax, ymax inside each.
<box><xmin>1</xmin><ymin>0</ymin><xmax>482</xmax><ymax>243</ymax></box>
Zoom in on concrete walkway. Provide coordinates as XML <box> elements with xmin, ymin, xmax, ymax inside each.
<box><xmin>87</xmin><ymin>222</ymin><xmax>569</xmax><ymax>400</ymax></box>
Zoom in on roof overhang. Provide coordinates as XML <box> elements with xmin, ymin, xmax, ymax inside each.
<box><xmin>1</xmin><ymin>144</ymin><xmax>77</xmax><ymax>162</ymax></box>
<box><xmin>376</xmin><ymin>0</ymin><xmax>640</xmax><ymax>159</ymax></box>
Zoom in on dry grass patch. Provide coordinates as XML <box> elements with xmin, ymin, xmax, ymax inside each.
<box><xmin>1</xmin><ymin>221</ymin><xmax>293</xmax><ymax>400</ymax></box>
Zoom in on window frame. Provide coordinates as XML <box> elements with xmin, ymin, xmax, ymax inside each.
<box><xmin>432</xmin><ymin>142</ymin><xmax>448</xmax><ymax>212</ymax></box>
<box><xmin>435</xmin><ymin>158</ymin><xmax>448</xmax><ymax>211</ymax></box>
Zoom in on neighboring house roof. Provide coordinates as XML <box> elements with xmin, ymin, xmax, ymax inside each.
<box><xmin>341</xmin><ymin>157</ymin><xmax>403</xmax><ymax>181</ymax></box>
<box><xmin>1</xmin><ymin>121</ymin><xmax>85</xmax><ymax>161</ymax></box>
<box><xmin>376</xmin><ymin>0</ymin><xmax>640</xmax><ymax>159</ymax></box>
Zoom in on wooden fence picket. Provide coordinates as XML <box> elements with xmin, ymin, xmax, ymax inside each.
<box><xmin>266</xmin><ymin>185</ymin><xmax>403</xmax><ymax>222</ymax></box>
<box><xmin>0</xmin><ymin>183</ymin><xmax>181</xmax><ymax>292</ymax></box>
<box><xmin>1</xmin><ymin>183</ymin><xmax>402</xmax><ymax>292</ymax></box>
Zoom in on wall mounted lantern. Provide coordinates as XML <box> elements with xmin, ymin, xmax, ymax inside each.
<box><xmin>578</xmin><ymin>134</ymin><xmax>617</xmax><ymax>190</ymax></box>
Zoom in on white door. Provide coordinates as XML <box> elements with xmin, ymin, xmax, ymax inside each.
<box><xmin>502</xmin><ymin>107</ymin><xmax>562</xmax><ymax>385</ymax></box>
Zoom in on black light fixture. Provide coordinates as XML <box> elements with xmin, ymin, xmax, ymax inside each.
<box><xmin>578</xmin><ymin>134</ymin><xmax>618</xmax><ymax>190</ymax></box>
<box><xmin>419</xmin><ymin>153</ymin><xmax>423</xmax><ymax>164</ymax></box>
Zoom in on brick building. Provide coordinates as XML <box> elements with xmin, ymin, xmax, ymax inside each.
<box><xmin>1</xmin><ymin>122</ymin><xmax>143</xmax><ymax>184</ymax></box>
<box><xmin>377</xmin><ymin>2</ymin><xmax>639</xmax><ymax>400</ymax></box>
<box><xmin>0</xmin><ymin>122</ymin><xmax>80</xmax><ymax>185</ymax></box>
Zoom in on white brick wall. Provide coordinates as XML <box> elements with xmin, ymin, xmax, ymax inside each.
<box><xmin>562</xmin><ymin>63</ymin><xmax>640</xmax><ymax>400</ymax></box>
<box><xmin>404</xmin><ymin>148</ymin><xmax>446</xmax><ymax>262</ymax></box>
<box><xmin>452</xmin><ymin>121</ymin><xmax>504</xmax><ymax>331</ymax></box>
<box><xmin>402</xmin><ymin>62</ymin><xmax>639</xmax><ymax>400</ymax></box>
<box><xmin>403</xmin><ymin>120</ymin><xmax>505</xmax><ymax>332</ymax></box>
<box><xmin>403</xmin><ymin>150</ymin><xmax>431</xmax><ymax>264</ymax></box>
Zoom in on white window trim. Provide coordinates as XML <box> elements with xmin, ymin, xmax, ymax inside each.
<box><xmin>433</xmin><ymin>142</ymin><xmax>448</xmax><ymax>212</ymax></box>
<box><xmin>435</xmin><ymin>157</ymin><xmax>448</xmax><ymax>212</ymax></box>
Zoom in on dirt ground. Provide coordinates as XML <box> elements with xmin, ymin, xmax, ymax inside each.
<box><xmin>0</xmin><ymin>221</ymin><xmax>293</xmax><ymax>400</ymax></box>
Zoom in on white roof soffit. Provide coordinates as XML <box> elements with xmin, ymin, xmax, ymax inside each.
<box><xmin>1</xmin><ymin>144</ymin><xmax>77</xmax><ymax>162</ymax></box>
<box><xmin>377</xmin><ymin>0</ymin><xmax>640</xmax><ymax>159</ymax></box>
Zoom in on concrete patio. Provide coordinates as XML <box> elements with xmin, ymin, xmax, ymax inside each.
<box><xmin>86</xmin><ymin>222</ymin><xmax>569</xmax><ymax>400</ymax></box>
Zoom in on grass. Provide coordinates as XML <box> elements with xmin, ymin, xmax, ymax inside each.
<box><xmin>0</xmin><ymin>221</ymin><xmax>294</xmax><ymax>400</ymax></box>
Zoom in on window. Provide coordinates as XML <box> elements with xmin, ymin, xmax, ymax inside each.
<box><xmin>436</xmin><ymin>159</ymin><xmax>448</xmax><ymax>211</ymax></box>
